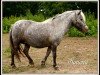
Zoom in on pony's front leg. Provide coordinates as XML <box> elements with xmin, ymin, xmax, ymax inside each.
<box><xmin>41</xmin><ymin>46</ymin><xmax>51</xmax><ymax>66</ymax></box>
<box><xmin>51</xmin><ymin>45</ymin><xmax>59</xmax><ymax>70</ymax></box>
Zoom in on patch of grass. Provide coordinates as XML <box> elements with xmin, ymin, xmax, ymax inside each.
<box><xmin>2</xmin><ymin>65</ymin><xmax>12</xmax><ymax>73</ymax></box>
<box><xmin>3</xmin><ymin>47</ymin><xmax>11</xmax><ymax>58</ymax></box>
<box><xmin>2</xmin><ymin>65</ymin><xmax>35</xmax><ymax>74</ymax></box>
<box><xmin>4</xmin><ymin>47</ymin><xmax>11</xmax><ymax>53</ymax></box>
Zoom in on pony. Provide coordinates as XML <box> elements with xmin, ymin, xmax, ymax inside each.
<box><xmin>9</xmin><ymin>10</ymin><xmax>88</xmax><ymax>70</ymax></box>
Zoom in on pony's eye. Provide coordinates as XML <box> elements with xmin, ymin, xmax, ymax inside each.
<box><xmin>80</xmin><ymin>19</ymin><xmax>83</xmax><ymax>21</ymax></box>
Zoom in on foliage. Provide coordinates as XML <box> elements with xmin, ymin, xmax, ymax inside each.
<box><xmin>3</xmin><ymin>2</ymin><xmax>97</xmax><ymax>18</ymax></box>
<box><xmin>85</xmin><ymin>12</ymin><xmax>98</xmax><ymax>37</ymax></box>
<box><xmin>26</xmin><ymin>10</ymin><xmax>45</xmax><ymax>21</ymax></box>
<box><xmin>3</xmin><ymin>16</ymin><xmax>25</xmax><ymax>33</ymax></box>
<box><xmin>3</xmin><ymin>2</ymin><xmax>39</xmax><ymax>17</ymax></box>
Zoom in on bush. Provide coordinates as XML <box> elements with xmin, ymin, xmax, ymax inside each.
<box><xmin>25</xmin><ymin>10</ymin><xmax>45</xmax><ymax>21</ymax></box>
<box><xmin>3</xmin><ymin>17</ymin><xmax>11</xmax><ymax>33</ymax></box>
<box><xmin>85</xmin><ymin>12</ymin><xmax>98</xmax><ymax>37</ymax></box>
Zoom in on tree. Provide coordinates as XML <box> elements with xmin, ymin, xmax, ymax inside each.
<box><xmin>3</xmin><ymin>2</ymin><xmax>97</xmax><ymax>18</ymax></box>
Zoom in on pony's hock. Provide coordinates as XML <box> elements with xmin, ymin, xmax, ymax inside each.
<box><xmin>9</xmin><ymin>10</ymin><xmax>88</xmax><ymax>70</ymax></box>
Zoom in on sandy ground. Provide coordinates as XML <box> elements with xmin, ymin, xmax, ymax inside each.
<box><xmin>2</xmin><ymin>34</ymin><xmax>98</xmax><ymax>74</ymax></box>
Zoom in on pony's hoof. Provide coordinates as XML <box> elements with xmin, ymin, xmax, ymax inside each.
<box><xmin>11</xmin><ymin>65</ymin><xmax>16</xmax><ymax>68</ymax></box>
<box><xmin>28</xmin><ymin>64</ymin><xmax>34</xmax><ymax>67</ymax></box>
<box><xmin>41</xmin><ymin>61</ymin><xmax>45</xmax><ymax>66</ymax></box>
<box><xmin>41</xmin><ymin>64</ymin><xmax>46</xmax><ymax>68</ymax></box>
<box><xmin>41</xmin><ymin>61</ymin><xmax>46</xmax><ymax>68</ymax></box>
<box><xmin>28</xmin><ymin>62</ymin><xmax>34</xmax><ymax>67</ymax></box>
<box><xmin>54</xmin><ymin>66</ymin><xmax>59</xmax><ymax>70</ymax></box>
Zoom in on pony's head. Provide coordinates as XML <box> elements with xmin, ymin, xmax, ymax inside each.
<box><xmin>72</xmin><ymin>10</ymin><xmax>88</xmax><ymax>33</ymax></box>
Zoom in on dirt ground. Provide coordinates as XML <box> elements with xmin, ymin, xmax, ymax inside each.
<box><xmin>2</xmin><ymin>34</ymin><xmax>98</xmax><ymax>74</ymax></box>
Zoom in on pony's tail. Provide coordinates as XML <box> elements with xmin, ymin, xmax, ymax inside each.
<box><xmin>9</xmin><ymin>29</ymin><xmax>24</xmax><ymax>62</ymax></box>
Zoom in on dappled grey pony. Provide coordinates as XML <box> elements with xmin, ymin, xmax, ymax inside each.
<box><xmin>9</xmin><ymin>10</ymin><xmax>88</xmax><ymax>70</ymax></box>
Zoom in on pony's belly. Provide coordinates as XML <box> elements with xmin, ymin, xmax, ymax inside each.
<box><xmin>26</xmin><ymin>39</ymin><xmax>51</xmax><ymax>48</ymax></box>
<box><xmin>28</xmin><ymin>42</ymin><xmax>51</xmax><ymax>48</ymax></box>
<box><xmin>31</xmin><ymin>44</ymin><xmax>50</xmax><ymax>48</ymax></box>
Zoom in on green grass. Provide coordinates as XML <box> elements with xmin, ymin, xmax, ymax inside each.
<box><xmin>2</xmin><ymin>11</ymin><xmax>98</xmax><ymax>37</ymax></box>
<box><xmin>2</xmin><ymin>65</ymin><xmax>11</xmax><ymax>73</ymax></box>
<box><xmin>3</xmin><ymin>47</ymin><xmax>11</xmax><ymax>58</ymax></box>
<box><xmin>2</xmin><ymin>65</ymin><xmax>34</xmax><ymax>73</ymax></box>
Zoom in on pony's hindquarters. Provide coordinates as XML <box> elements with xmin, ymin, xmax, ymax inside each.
<box><xmin>9</xmin><ymin>20</ymin><xmax>34</xmax><ymax>68</ymax></box>
<box><xmin>9</xmin><ymin>29</ymin><xmax>16</xmax><ymax>67</ymax></box>
<box><xmin>9</xmin><ymin>27</ymin><xmax>23</xmax><ymax>68</ymax></box>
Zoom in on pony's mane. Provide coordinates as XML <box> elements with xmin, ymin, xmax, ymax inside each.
<box><xmin>43</xmin><ymin>10</ymin><xmax>86</xmax><ymax>23</ymax></box>
<box><xmin>80</xmin><ymin>11</ymin><xmax>86</xmax><ymax>22</ymax></box>
<box><xmin>43</xmin><ymin>10</ymin><xmax>74</xmax><ymax>23</ymax></box>
<box><xmin>51</xmin><ymin>11</ymin><xmax>73</xmax><ymax>20</ymax></box>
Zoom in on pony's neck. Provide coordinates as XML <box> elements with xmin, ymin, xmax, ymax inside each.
<box><xmin>63</xmin><ymin>15</ymin><xmax>73</xmax><ymax>33</ymax></box>
<box><xmin>52</xmin><ymin>12</ymin><xmax>74</xmax><ymax>35</ymax></box>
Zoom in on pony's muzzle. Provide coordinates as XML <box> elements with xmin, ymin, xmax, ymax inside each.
<box><xmin>83</xmin><ymin>25</ymin><xmax>88</xmax><ymax>32</ymax></box>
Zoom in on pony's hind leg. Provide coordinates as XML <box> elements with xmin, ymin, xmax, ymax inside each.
<box><xmin>11</xmin><ymin>44</ymin><xmax>19</xmax><ymax>68</ymax></box>
<box><xmin>23</xmin><ymin>44</ymin><xmax>34</xmax><ymax>66</ymax></box>
<box><xmin>11</xmin><ymin>48</ymin><xmax>16</xmax><ymax>68</ymax></box>
<box><xmin>41</xmin><ymin>46</ymin><xmax>51</xmax><ymax>66</ymax></box>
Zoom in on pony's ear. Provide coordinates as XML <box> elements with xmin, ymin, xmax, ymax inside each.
<box><xmin>77</xmin><ymin>10</ymin><xmax>81</xmax><ymax>15</ymax></box>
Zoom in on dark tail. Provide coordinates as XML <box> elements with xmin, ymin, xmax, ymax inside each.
<box><xmin>9</xmin><ymin>29</ymin><xmax>24</xmax><ymax>62</ymax></box>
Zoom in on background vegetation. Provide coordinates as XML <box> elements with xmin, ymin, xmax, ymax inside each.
<box><xmin>3</xmin><ymin>2</ymin><xmax>98</xmax><ymax>37</ymax></box>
